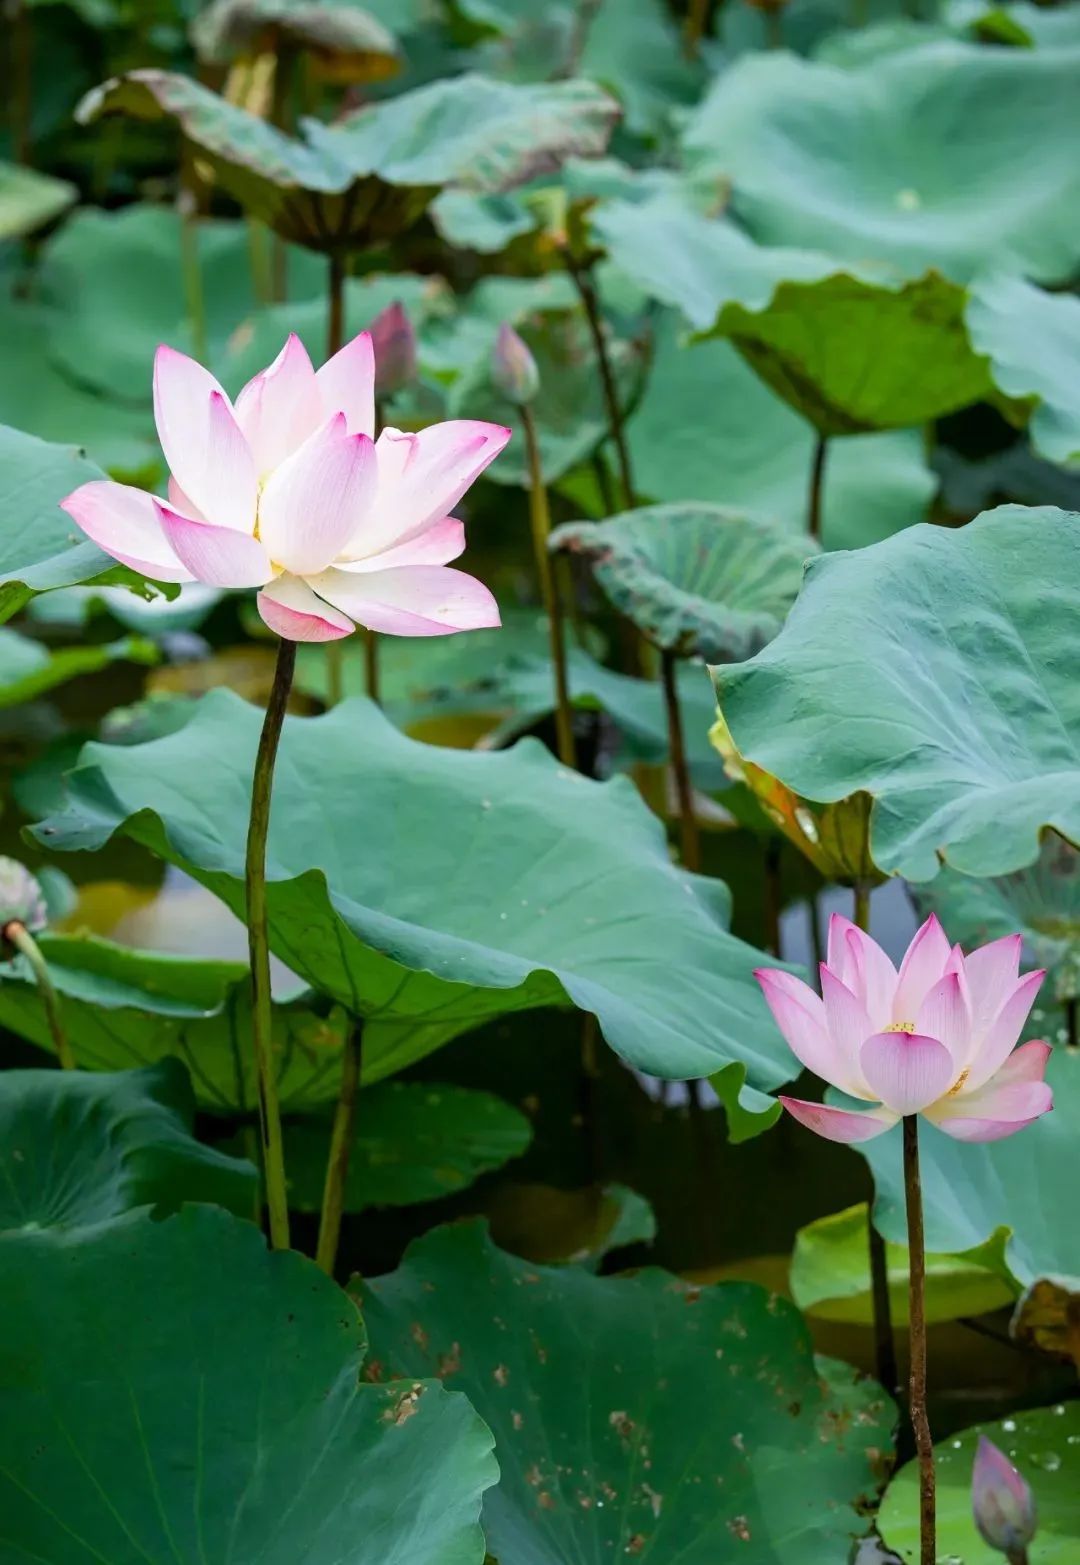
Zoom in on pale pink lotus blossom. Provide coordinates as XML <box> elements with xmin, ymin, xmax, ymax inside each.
<box><xmin>756</xmin><ymin>913</ymin><xmax>1053</xmax><ymax>1143</ymax></box>
<box><xmin>60</xmin><ymin>333</ymin><xmax>509</xmax><ymax>643</ymax></box>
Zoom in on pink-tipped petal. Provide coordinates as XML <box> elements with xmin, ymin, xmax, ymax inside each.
<box><xmin>315</xmin><ymin>330</ymin><xmax>376</xmax><ymax>439</ymax></box>
<box><xmin>829</xmin><ymin>917</ymin><xmax>898</xmax><ymax>1030</ymax></box>
<box><xmin>60</xmin><ymin>480</ymin><xmax>192</xmax><ymax>583</ymax></box>
<box><xmin>779</xmin><ymin>1097</ymin><xmax>898</xmax><ymax>1144</ymax></box>
<box><xmin>257</xmin><ymin>416</ymin><xmax>377</xmax><ymax>577</ymax></box>
<box><xmin>893</xmin><ymin>913</ymin><xmax>953</xmax><ymax>1020</ymax></box>
<box><xmin>860</xmin><ymin>1030</ymin><xmax>956</xmax><ymax>1116</ymax></box>
<box><xmin>820</xmin><ymin>966</ymin><xmax>876</xmax><ymax>1093</ymax></box>
<box><xmin>257</xmin><ymin>575</ymin><xmax>353</xmax><ymax>643</ymax></box>
<box><xmin>234</xmin><ymin>333</ymin><xmax>322</xmax><ymax>478</ymax></box>
<box><xmin>755</xmin><ymin>969</ymin><xmax>846</xmax><ymax>1088</ymax></box>
<box><xmin>928</xmin><ymin>1039</ymin><xmax>1053</xmax><ymax>1141</ymax></box>
<box><xmin>965</xmin><ymin>968</ymin><xmax>1046</xmax><ymax>1091</ymax></box>
<box><xmin>154</xmin><ymin>502</ymin><xmax>274</xmax><ymax>588</ymax></box>
<box><xmin>353</xmin><ymin>420</ymin><xmax>512</xmax><ymax>558</ymax></box>
<box><xmin>915</xmin><ymin>971</ymin><xmax>970</xmax><ymax>1060</ymax></box>
<box><xmin>309</xmin><ymin>563</ymin><xmax>500</xmax><ymax>637</ymax></box>
<box><xmin>152</xmin><ymin>347</ymin><xmax>256</xmax><ymax>531</ymax></box>
<box><xmin>335</xmin><ymin>516</ymin><xmax>466</xmax><ymax>574</ymax></box>
<box><xmin>965</xmin><ymin>933</ymin><xmax>1022</xmax><ymax>1034</ymax></box>
<box><xmin>167</xmin><ymin>475</ymin><xmax>207</xmax><ymax>522</ymax></box>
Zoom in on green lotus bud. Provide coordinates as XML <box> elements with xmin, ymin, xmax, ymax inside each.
<box><xmin>492</xmin><ymin>323</ymin><xmax>539</xmax><ymax>405</ymax></box>
<box><xmin>0</xmin><ymin>857</ymin><xmax>47</xmax><ymax>938</ymax></box>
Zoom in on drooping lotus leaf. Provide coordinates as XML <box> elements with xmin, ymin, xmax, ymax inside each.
<box><xmin>79</xmin><ymin>70</ymin><xmax>619</xmax><ymax>249</ymax></box>
<box><xmin>31</xmin><ymin>690</ymin><xmax>794</xmax><ymax>1119</ymax></box>
<box><xmin>0</xmin><ymin>159</ymin><xmax>76</xmax><ymax>240</ymax></box>
<box><xmin>682</xmin><ymin>42</ymin><xmax>1080</xmax><ymax>284</ymax></box>
<box><xmin>551</xmin><ymin>503</ymin><xmax>812</xmax><ymax>662</ymax></box>
<box><xmin>0</xmin><ymin>1206</ymin><xmax>497</xmax><ymax>1563</ymax></box>
<box><xmin>358</xmin><ymin>1220</ymin><xmax>895</xmax><ymax>1564</ymax></box>
<box><xmin>592</xmin><ymin>192</ymin><xmax>995</xmax><ymax>433</ymax></box>
<box><xmin>0</xmin><ymin>425</ymin><xmax>160</xmax><ymax>623</ymax></box>
<box><xmin>966</xmin><ymin>272</ymin><xmax>1080</xmax><ymax>466</ymax></box>
<box><xmin>0</xmin><ymin>1060</ymin><xmax>256</xmax><ymax>1231</ymax></box>
<box><xmin>628</xmin><ymin>314</ymin><xmax>936</xmax><ymax>549</ymax></box>
<box><xmin>715</xmin><ymin>505</ymin><xmax>1080</xmax><ymax>881</ymax></box>
<box><xmin>485</xmin><ymin>1181</ymin><xmax>657</xmax><ymax>1268</ymax></box>
<box><xmin>0</xmin><ymin>932</ymin><xmax>352</xmax><ymax>1113</ymax></box>
<box><xmin>192</xmin><ymin>0</ymin><xmax>401</xmax><ymax>81</ymax></box>
<box><xmin>879</xmin><ymin>1403</ymin><xmax>1080</xmax><ymax>1563</ymax></box>
<box><xmin>282</xmin><ymin>1081</ymin><xmax>532</xmax><ymax>1211</ymax></box>
<box><xmin>0</xmin><ymin>624</ymin><xmax>157</xmax><ymax>707</ymax></box>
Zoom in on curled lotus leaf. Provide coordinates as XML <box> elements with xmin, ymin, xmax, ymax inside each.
<box><xmin>191</xmin><ymin>0</ymin><xmax>402</xmax><ymax>82</ymax></box>
<box><xmin>0</xmin><ymin>160</ymin><xmax>77</xmax><ymax>242</ymax></box>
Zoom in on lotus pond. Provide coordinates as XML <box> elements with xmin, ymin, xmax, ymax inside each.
<box><xmin>1</xmin><ymin>1</ymin><xmax>1079</xmax><ymax>1561</ymax></box>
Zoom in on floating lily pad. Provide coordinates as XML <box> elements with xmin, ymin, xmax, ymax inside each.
<box><xmin>966</xmin><ymin>271</ymin><xmax>1080</xmax><ymax>467</ymax></box>
<box><xmin>358</xmin><ymin>1220</ymin><xmax>894</xmax><ymax>1564</ymax></box>
<box><xmin>32</xmin><ymin>690</ymin><xmax>793</xmax><ymax>1124</ymax></box>
<box><xmin>0</xmin><ymin>1205</ymin><xmax>497</xmax><ymax>1564</ymax></box>
<box><xmin>716</xmin><ymin>505</ymin><xmax>1080</xmax><ymax>881</ymax></box>
<box><xmin>0</xmin><ymin>159</ymin><xmax>76</xmax><ymax>240</ymax></box>
<box><xmin>682</xmin><ymin>42</ymin><xmax>1080</xmax><ymax>284</ymax></box>
<box><xmin>551</xmin><ymin>503</ymin><xmax>812</xmax><ymax>662</ymax></box>
<box><xmin>0</xmin><ymin>624</ymin><xmax>158</xmax><ymax>707</ymax></box>
<box><xmin>0</xmin><ymin>1060</ymin><xmax>256</xmax><ymax>1231</ymax></box>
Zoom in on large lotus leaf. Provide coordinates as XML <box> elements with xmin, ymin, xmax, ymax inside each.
<box><xmin>358</xmin><ymin>1220</ymin><xmax>894</xmax><ymax>1564</ymax></box>
<box><xmin>0</xmin><ymin>932</ymin><xmax>353</xmax><ymax>1113</ymax></box>
<box><xmin>628</xmin><ymin>314</ymin><xmax>935</xmax><ymax>549</ymax></box>
<box><xmin>31</xmin><ymin>690</ymin><xmax>795</xmax><ymax>1118</ymax></box>
<box><xmin>715</xmin><ymin>505</ymin><xmax>1080</xmax><ymax>881</ymax></box>
<box><xmin>880</xmin><ymin>1404</ymin><xmax>1080</xmax><ymax>1563</ymax></box>
<box><xmin>966</xmin><ymin>272</ymin><xmax>1080</xmax><ymax>466</ymax></box>
<box><xmin>192</xmin><ymin>0</ymin><xmax>401</xmax><ymax>78</ymax></box>
<box><xmin>0</xmin><ymin>159</ymin><xmax>75</xmax><ymax>240</ymax></box>
<box><xmin>593</xmin><ymin>192</ymin><xmax>994</xmax><ymax>434</ymax></box>
<box><xmin>0</xmin><ymin>1206</ymin><xmax>497</xmax><ymax>1564</ymax></box>
<box><xmin>282</xmin><ymin>1081</ymin><xmax>532</xmax><ymax>1211</ymax></box>
<box><xmin>0</xmin><ymin>425</ymin><xmax>159</xmax><ymax>623</ymax></box>
<box><xmin>0</xmin><ymin>1060</ymin><xmax>255</xmax><ymax>1231</ymax></box>
<box><xmin>683</xmin><ymin>42</ymin><xmax>1080</xmax><ymax>284</ymax></box>
<box><xmin>719</xmin><ymin>0</ymin><xmax>913</xmax><ymax>56</ymax></box>
<box><xmin>551</xmin><ymin>503</ymin><xmax>812</xmax><ymax>662</ymax></box>
<box><xmin>0</xmin><ymin>624</ymin><xmax>157</xmax><ymax>706</ymax></box>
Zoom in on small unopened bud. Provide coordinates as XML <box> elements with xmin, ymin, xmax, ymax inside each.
<box><xmin>492</xmin><ymin>323</ymin><xmax>539</xmax><ymax>406</ymax></box>
<box><xmin>369</xmin><ymin>301</ymin><xmax>416</xmax><ymax>400</ymax></box>
<box><xmin>0</xmin><ymin>858</ymin><xmax>47</xmax><ymax>946</ymax></box>
<box><xmin>972</xmin><ymin>1436</ymin><xmax>1037</xmax><ymax>1557</ymax></box>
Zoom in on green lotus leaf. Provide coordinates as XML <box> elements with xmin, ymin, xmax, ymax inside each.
<box><xmin>948</xmin><ymin>0</ymin><xmax>1080</xmax><ymax>47</ymax></box>
<box><xmin>0</xmin><ymin>159</ymin><xmax>76</xmax><ymax>240</ymax></box>
<box><xmin>593</xmin><ymin>192</ymin><xmax>994</xmax><ymax>433</ymax></box>
<box><xmin>0</xmin><ymin>1206</ymin><xmax>497</xmax><ymax>1563</ymax></box>
<box><xmin>715</xmin><ymin>505</ymin><xmax>1080</xmax><ymax>881</ymax></box>
<box><xmin>551</xmin><ymin>503</ymin><xmax>812</xmax><ymax>662</ymax></box>
<box><xmin>966</xmin><ymin>271</ymin><xmax>1080</xmax><ymax>466</ymax></box>
<box><xmin>682</xmin><ymin>42</ymin><xmax>1080</xmax><ymax>284</ymax></box>
<box><xmin>0</xmin><ymin>1060</ymin><xmax>256</xmax><ymax>1231</ymax></box>
<box><xmin>31</xmin><ymin>690</ymin><xmax>793</xmax><ymax>1122</ymax></box>
<box><xmin>880</xmin><ymin>1403</ymin><xmax>1080</xmax><ymax>1563</ymax></box>
<box><xmin>191</xmin><ymin>0</ymin><xmax>401</xmax><ymax>79</ymax></box>
<box><xmin>358</xmin><ymin>1220</ymin><xmax>895</xmax><ymax>1564</ymax></box>
<box><xmin>282</xmin><ymin>1081</ymin><xmax>532</xmax><ymax>1211</ymax></box>
<box><xmin>0</xmin><ymin>624</ymin><xmax>158</xmax><ymax>706</ymax></box>
<box><xmin>628</xmin><ymin>314</ymin><xmax>935</xmax><ymax>548</ymax></box>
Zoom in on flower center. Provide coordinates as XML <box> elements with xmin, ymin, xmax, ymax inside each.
<box><xmin>884</xmin><ymin>1020</ymin><xmax>916</xmax><ymax>1034</ymax></box>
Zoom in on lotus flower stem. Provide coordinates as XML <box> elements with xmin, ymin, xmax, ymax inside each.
<box><xmin>177</xmin><ymin>173</ymin><xmax>206</xmax><ymax>364</ymax></box>
<box><xmin>682</xmin><ymin>0</ymin><xmax>712</xmax><ymax>57</ymax></box>
<box><xmin>4</xmin><ymin>921</ymin><xmax>74</xmax><ymax>1070</ymax></box>
<box><xmin>903</xmin><ymin>1112</ymin><xmax>936</xmax><ymax>1565</ymax></box>
<box><xmin>807</xmin><ymin>434</ymin><xmax>829</xmax><ymax>541</ymax></box>
<box><xmin>316</xmin><ymin>1022</ymin><xmax>364</xmax><ymax>1275</ymax></box>
<box><xmin>245</xmin><ymin>635</ymin><xmax>295</xmax><ymax>1251</ymax></box>
<box><xmin>1066</xmin><ymin>995</ymin><xmax>1078</xmax><ymax>1050</ymax></box>
<box><xmin>660</xmin><ymin>650</ymin><xmax>700</xmax><ymax>871</ymax></box>
<box><xmin>522</xmin><ymin>403</ymin><xmax>576</xmax><ymax>768</ymax></box>
<box><xmin>321</xmin><ymin>250</ymin><xmax>348</xmax><ymax>707</ymax></box>
<box><xmin>563</xmin><ymin>254</ymin><xmax>635</xmax><ymax>510</ymax></box>
<box><xmin>11</xmin><ymin>0</ymin><xmax>32</xmax><ymax>167</ymax></box>
<box><xmin>763</xmin><ymin>837</ymin><xmax>782</xmax><ymax>956</ymax></box>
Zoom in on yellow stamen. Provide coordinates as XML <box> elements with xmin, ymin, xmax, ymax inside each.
<box><xmin>884</xmin><ymin>1020</ymin><xmax>917</xmax><ymax>1034</ymax></box>
<box><xmin>947</xmin><ymin>1068</ymin><xmax>970</xmax><ymax>1097</ymax></box>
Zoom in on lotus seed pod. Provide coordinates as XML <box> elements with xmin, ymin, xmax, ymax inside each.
<box><xmin>492</xmin><ymin>323</ymin><xmax>540</xmax><ymax>406</ymax></box>
<box><xmin>0</xmin><ymin>858</ymin><xmax>48</xmax><ymax>936</ymax></box>
<box><xmin>972</xmin><ymin>1436</ymin><xmax>1037</xmax><ymax>1556</ymax></box>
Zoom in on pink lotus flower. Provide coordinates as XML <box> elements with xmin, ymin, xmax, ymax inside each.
<box><xmin>757</xmin><ymin>914</ymin><xmax>1053</xmax><ymax>1143</ymax></box>
<box><xmin>60</xmin><ymin>334</ymin><xmax>510</xmax><ymax>643</ymax></box>
<box><xmin>972</xmin><ymin>1436</ymin><xmax>1037</xmax><ymax>1555</ymax></box>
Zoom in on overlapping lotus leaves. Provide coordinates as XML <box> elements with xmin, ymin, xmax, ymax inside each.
<box><xmin>966</xmin><ymin>272</ymin><xmax>1080</xmax><ymax>466</ymax></box>
<box><xmin>592</xmin><ymin>192</ymin><xmax>995</xmax><ymax>433</ymax></box>
<box><xmin>0</xmin><ymin>1206</ymin><xmax>497</xmax><ymax>1564</ymax></box>
<box><xmin>78</xmin><ymin>69</ymin><xmax>619</xmax><ymax>249</ymax></box>
<box><xmin>358</xmin><ymin>1220</ymin><xmax>895</xmax><ymax>1564</ymax></box>
<box><xmin>0</xmin><ymin>932</ymin><xmax>352</xmax><ymax>1113</ymax></box>
<box><xmin>682</xmin><ymin>42</ymin><xmax>1080</xmax><ymax>284</ymax></box>
<box><xmin>550</xmin><ymin>503</ymin><xmax>812</xmax><ymax>662</ymax></box>
<box><xmin>192</xmin><ymin>0</ymin><xmax>401</xmax><ymax>81</ymax></box>
<box><xmin>30</xmin><ymin>691</ymin><xmax>795</xmax><ymax>1119</ymax></box>
<box><xmin>0</xmin><ymin>160</ymin><xmax>76</xmax><ymax>241</ymax></box>
<box><xmin>0</xmin><ymin>1060</ymin><xmax>256</xmax><ymax>1230</ymax></box>
<box><xmin>880</xmin><ymin>1403</ymin><xmax>1080</xmax><ymax>1563</ymax></box>
<box><xmin>716</xmin><ymin>506</ymin><xmax>1080</xmax><ymax>881</ymax></box>
<box><xmin>0</xmin><ymin>625</ymin><xmax>157</xmax><ymax>707</ymax></box>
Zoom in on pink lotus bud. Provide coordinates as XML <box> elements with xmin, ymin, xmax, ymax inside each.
<box><xmin>972</xmin><ymin>1436</ymin><xmax>1037</xmax><ymax>1556</ymax></box>
<box><xmin>369</xmin><ymin>301</ymin><xmax>416</xmax><ymax>399</ymax></box>
<box><xmin>492</xmin><ymin>323</ymin><xmax>539</xmax><ymax>406</ymax></box>
<box><xmin>0</xmin><ymin>858</ymin><xmax>47</xmax><ymax>937</ymax></box>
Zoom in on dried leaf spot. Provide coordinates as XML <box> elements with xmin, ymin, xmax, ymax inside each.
<box><xmin>728</xmin><ymin>1516</ymin><xmax>752</xmax><ymax>1542</ymax></box>
<box><xmin>383</xmin><ymin>1384</ymin><xmax>424</xmax><ymax>1426</ymax></box>
<box><xmin>437</xmin><ymin>1342</ymin><xmax>461</xmax><ymax>1377</ymax></box>
<box><xmin>538</xmin><ymin>1491</ymin><xmax>556</xmax><ymax>1511</ymax></box>
<box><xmin>609</xmin><ymin>1410</ymin><xmax>636</xmax><ymax>1441</ymax></box>
<box><xmin>625</xmin><ymin>1534</ymin><xmax>647</xmax><ymax>1555</ymax></box>
<box><xmin>493</xmin><ymin>1363</ymin><xmax>510</xmax><ymax>1386</ymax></box>
<box><xmin>410</xmin><ymin>1322</ymin><xmax>429</xmax><ymax>1351</ymax></box>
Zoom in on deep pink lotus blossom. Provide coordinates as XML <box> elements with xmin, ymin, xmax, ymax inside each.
<box><xmin>972</xmin><ymin>1436</ymin><xmax>1037</xmax><ymax>1555</ymax></box>
<box><xmin>756</xmin><ymin>914</ymin><xmax>1053</xmax><ymax>1143</ymax></box>
<box><xmin>60</xmin><ymin>334</ymin><xmax>509</xmax><ymax>643</ymax></box>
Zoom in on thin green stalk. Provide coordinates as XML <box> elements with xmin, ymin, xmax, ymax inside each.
<box><xmin>903</xmin><ymin>1113</ymin><xmax>936</xmax><ymax>1565</ymax></box>
<box><xmin>324</xmin><ymin>644</ymin><xmax>344</xmax><ymax>706</ymax></box>
<box><xmin>763</xmin><ymin>836</ymin><xmax>782</xmax><ymax>957</ymax></box>
<box><xmin>522</xmin><ymin>403</ymin><xmax>576</xmax><ymax>768</ymax></box>
<box><xmin>682</xmin><ymin>0</ymin><xmax>712</xmax><ymax>57</ymax></box>
<box><xmin>322</xmin><ymin>251</ymin><xmax>348</xmax><ymax>708</ymax></box>
<box><xmin>807</xmin><ymin>433</ymin><xmax>829</xmax><ymax>542</ymax></box>
<box><xmin>660</xmin><ymin>649</ymin><xmax>699</xmax><ymax>871</ymax></box>
<box><xmin>5</xmin><ymin>921</ymin><xmax>74</xmax><ymax>1070</ymax></box>
<box><xmin>563</xmin><ymin>253</ymin><xmax>635</xmax><ymax>510</ymax></box>
<box><xmin>765</xmin><ymin>5</ymin><xmax>785</xmax><ymax>47</ymax></box>
<box><xmin>244</xmin><ymin>637</ymin><xmax>295</xmax><ymax>1251</ymax></box>
<box><xmin>268</xmin><ymin>44</ymin><xmax>296</xmax><ymax>305</ymax></box>
<box><xmin>247</xmin><ymin>220</ymin><xmax>273</xmax><ymax>306</ymax></box>
<box><xmin>11</xmin><ymin>0</ymin><xmax>32</xmax><ymax>166</ymax></box>
<box><xmin>178</xmin><ymin>178</ymin><xmax>207</xmax><ymax>365</ymax></box>
<box><xmin>316</xmin><ymin>1023</ymin><xmax>363</xmax><ymax>1275</ymax></box>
